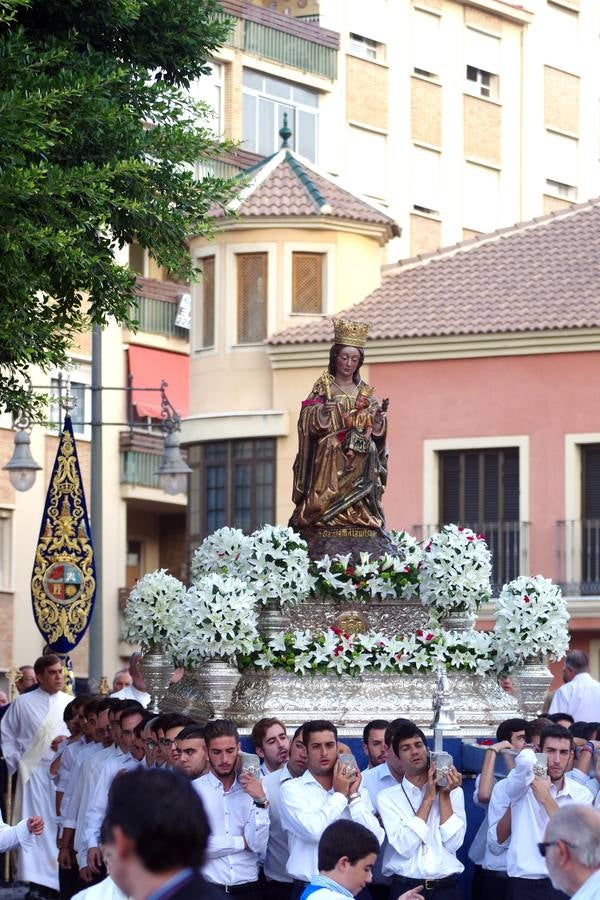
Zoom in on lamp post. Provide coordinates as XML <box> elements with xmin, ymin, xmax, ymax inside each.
<box><xmin>2</xmin><ymin>357</ymin><xmax>191</xmax><ymax>684</ymax></box>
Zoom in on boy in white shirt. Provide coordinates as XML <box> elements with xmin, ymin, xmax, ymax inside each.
<box><xmin>300</xmin><ymin>820</ymin><xmax>423</xmax><ymax>900</ymax></box>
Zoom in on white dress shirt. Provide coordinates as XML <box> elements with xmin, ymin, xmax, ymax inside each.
<box><xmin>502</xmin><ymin>747</ymin><xmax>593</xmax><ymax>879</ymax></box>
<box><xmin>262</xmin><ymin>764</ymin><xmax>294</xmax><ymax>883</ymax></box>
<box><xmin>549</xmin><ymin>672</ymin><xmax>600</xmax><ymax>722</ymax></box>
<box><xmin>280</xmin><ymin>769</ymin><xmax>384</xmax><ymax>883</ymax></box>
<box><xmin>572</xmin><ymin>868</ymin><xmax>600</xmax><ymax>900</ymax></box>
<box><xmin>110</xmin><ymin>684</ymin><xmax>151</xmax><ymax>708</ymax></box>
<box><xmin>485</xmin><ymin>778</ymin><xmax>510</xmax><ymax>871</ymax></box>
<box><xmin>83</xmin><ymin>748</ymin><xmax>137</xmax><ymax>854</ymax></box>
<box><xmin>378</xmin><ymin>777</ymin><xmax>466</xmax><ymax>879</ymax></box>
<box><xmin>0</xmin><ymin>814</ymin><xmax>33</xmax><ymax>853</ymax></box>
<box><xmin>361</xmin><ymin>762</ymin><xmax>399</xmax><ymax>885</ymax></box>
<box><xmin>193</xmin><ymin>770</ymin><xmax>269</xmax><ymax>886</ymax></box>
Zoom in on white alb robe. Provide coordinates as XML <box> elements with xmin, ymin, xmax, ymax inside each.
<box><xmin>0</xmin><ymin>688</ymin><xmax>71</xmax><ymax>890</ymax></box>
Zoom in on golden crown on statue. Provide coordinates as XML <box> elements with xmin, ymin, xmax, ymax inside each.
<box><xmin>332</xmin><ymin>319</ymin><xmax>370</xmax><ymax>348</ymax></box>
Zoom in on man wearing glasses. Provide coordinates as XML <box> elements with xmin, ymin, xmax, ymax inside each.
<box><xmin>540</xmin><ymin>804</ymin><xmax>600</xmax><ymax>898</ymax></box>
<box><xmin>489</xmin><ymin>724</ymin><xmax>593</xmax><ymax>900</ymax></box>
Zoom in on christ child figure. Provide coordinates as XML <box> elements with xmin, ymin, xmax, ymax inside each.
<box><xmin>342</xmin><ymin>391</ymin><xmax>374</xmax><ymax>470</ymax></box>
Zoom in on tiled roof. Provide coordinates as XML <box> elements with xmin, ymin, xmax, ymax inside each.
<box><xmin>269</xmin><ymin>199</ymin><xmax>600</xmax><ymax>344</ymax></box>
<box><xmin>214</xmin><ymin>148</ymin><xmax>399</xmax><ymax>238</ymax></box>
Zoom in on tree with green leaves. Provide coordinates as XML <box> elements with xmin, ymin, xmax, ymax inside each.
<box><xmin>0</xmin><ymin>0</ymin><xmax>236</xmax><ymax>418</ymax></box>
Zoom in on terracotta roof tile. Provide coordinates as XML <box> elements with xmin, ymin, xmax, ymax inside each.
<box><xmin>214</xmin><ymin>150</ymin><xmax>398</xmax><ymax>237</ymax></box>
<box><xmin>269</xmin><ymin>200</ymin><xmax>600</xmax><ymax>344</ymax></box>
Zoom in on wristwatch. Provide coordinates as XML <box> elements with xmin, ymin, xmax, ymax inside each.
<box><xmin>254</xmin><ymin>796</ymin><xmax>269</xmax><ymax>808</ymax></box>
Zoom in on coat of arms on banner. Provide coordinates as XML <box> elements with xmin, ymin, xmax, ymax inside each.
<box><xmin>31</xmin><ymin>416</ymin><xmax>96</xmax><ymax>653</ymax></box>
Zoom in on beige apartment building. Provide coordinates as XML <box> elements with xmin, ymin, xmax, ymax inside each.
<box><xmin>2</xmin><ymin>0</ymin><xmax>600</xmax><ymax>681</ymax></box>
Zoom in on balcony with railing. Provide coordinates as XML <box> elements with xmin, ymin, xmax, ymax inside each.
<box><xmin>413</xmin><ymin>521</ymin><xmax>529</xmax><ymax>594</ymax></box>
<box><xmin>129</xmin><ymin>293</ymin><xmax>189</xmax><ymax>340</ymax></box>
<box><xmin>120</xmin><ymin>431</ymin><xmax>188</xmax><ymax>495</ymax></box>
<box><xmin>219</xmin><ymin>0</ymin><xmax>339</xmax><ymax>79</ymax></box>
<box><xmin>556</xmin><ymin>519</ymin><xmax>600</xmax><ymax>596</ymax></box>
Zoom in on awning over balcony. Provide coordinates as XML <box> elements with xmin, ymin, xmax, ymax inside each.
<box><xmin>128</xmin><ymin>346</ymin><xmax>189</xmax><ymax>419</ymax></box>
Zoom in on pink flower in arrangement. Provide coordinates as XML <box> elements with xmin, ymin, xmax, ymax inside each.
<box><xmin>467</xmin><ymin>536</ymin><xmax>474</xmax><ymax>542</ymax></box>
<box><xmin>458</xmin><ymin>527</ymin><xmax>465</xmax><ymax>532</ymax></box>
<box><xmin>477</xmin><ymin>534</ymin><xmax>486</xmax><ymax>541</ymax></box>
<box><xmin>425</xmin><ymin>541</ymin><xmax>432</xmax><ymax>551</ymax></box>
<box><xmin>404</xmin><ymin>565</ymin><xmax>411</xmax><ymax>573</ymax></box>
<box><xmin>346</xmin><ymin>565</ymin><xmax>355</xmax><ymax>576</ymax></box>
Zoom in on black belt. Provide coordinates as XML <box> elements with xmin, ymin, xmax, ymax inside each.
<box><xmin>213</xmin><ymin>881</ymin><xmax>260</xmax><ymax>895</ymax></box>
<box><xmin>393</xmin><ymin>875</ymin><xmax>459</xmax><ymax>891</ymax></box>
<box><xmin>483</xmin><ymin>870</ymin><xmax>508</xmax><ymax>879</ymax></box>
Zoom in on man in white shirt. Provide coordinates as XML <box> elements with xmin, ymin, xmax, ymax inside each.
<box><xmin>377</xmin><ymin>720</ymin><xmax>465</xmax><ymax>900</ymax></box>
<box><xmin>280</xmin><ymin>719</ymin><xmax>384</xmax><ymax>899</ymax></box>
<box><xmin>493</xmin><ymin>724</ymin><xmax>593</xmax><ymax>900</ymax></box>
<box><xmin>251</xmin><ymin>717</ymin><xmax>290</xmax><ymax>776</ymax></box>
<box><xmin>549</xmin><ymin>651</ymin><xmax>600</xmax><ymax>722</ymax></box>
<box><xmin>84</xmin><ymin>705</ymin><xmax>144</xmax><ymax>877</ymax></box>
<box><xmin>361</xmin><ymin>719</ymin><xmax>409</xmax><ymax>900</ymax></box>
<box><xmin>262</xmin><ymin>725</ymin><xmax>308</xmax><ymax>900</ymax></box>
<box><xmin>361</xmin><ymin>720</ymin><xmax>389</xmax><ymax>770</ymax></box>
<box><xmin>110</xmin><ymin>652</ymin><xmax>151</xmax><ymax>708</ymax></box>
<box><xmin>111</xmin><ymin>669</ymin><xmax>132</xmax><ymax>693</ymax></box>
<box><xmin>542</xmin><ymin>804</ymin><xmax>600</xmax><ymax>898</ymax></box>
<box><xmin>174</xmin><ymin>724</ymin><xmax>208</xmax><ymax>779</ymax></box>
<box><xmin>193</xmin><ymin>718</ymin><xmax>269</xmax><ymax>898</ymax></box>
<box><xmin>1</xmin><ymin>653</ymin><xmax>71</xmax><ymax>893</ymax></box>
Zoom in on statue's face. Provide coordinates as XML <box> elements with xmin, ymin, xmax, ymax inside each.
<box><xmin>336</xmin><ymin>346</ymin><xmax>361</xmax><ymax>379</ymax></box>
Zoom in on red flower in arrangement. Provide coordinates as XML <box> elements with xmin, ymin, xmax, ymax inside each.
<box><xmin>458</xmin><ymin>526</ymin><xmax>465</xmax><ymax>532</ymax></box>
<box><xmin>523</xmin><ymin>595</ymin><xmax>531</xmax><ymax>603</ymax></box>
<box><xmin>404</xmin><ymin>565</ymin><xmax>411</xmax><ymax>573</ymax></box>
<box><xmin>377</xmin><ymin>641</ymin><xmax>386</xmax><ymax>648</ymax></box>
<box><xmin>477</xmin><ymin>534</ymin><xmax>486</xmax><ymax>541</ymax></box>
<box><xmin>346</xmin><ymin>565</ymin><xmax>355</xmax><ymax>576</ymax></box>
<box><xmin>417</xmin><ymin>629</ymin><xmax>423</xmax><ymax>637</ymax></box>
<box><xmin>425</xmin><ymin>540</ymin><xmax>432</xmax><ymax>551</ymax></box>
<box><xmin>467</xmin><ymin>536</ymin><xmax>474</xmax><ymax>542</ymax></box>
<box><xmin>343</xmin><ymin>633</ymin><xmax>351</xmax><ymax>641</ymax></box>
<box><xmin>417</xmin><ymin>629</ymin><xmax>434</xmax><ymax>641</ymax></box>
<box><xmin>331</xmin><ymin>626</ymin><xmax>343</xmax><ymax>636</ymax></box>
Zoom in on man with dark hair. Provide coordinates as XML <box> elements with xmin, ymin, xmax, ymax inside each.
<box><xmin>193</xmin><ymin>719</ymin><xmax>269</xmax><ymax>898</ymax></box>
<box><xmin>525</xmin><ymin>719</ymin><xmax>553</xmax><ymax>752</ymax></box>
<box><xmin>84</xmin><ymin>705</ymin><xmax>145</xmax><ymax>877</ymax></box>
<box><xmin>489</xmin><ymin>724</ymin><xmax>593</xmax><ymax>900</ymax></box>
<box><xmin>1</xmin><ymin>653</ymin><xmax>71</xmax><ymax>895</ymax></box>
<box><xmin>100</xmin><ymin>767</ymin><xmax>220</xmax><ymax>899</ymax></box>
<box><xmin>157</xmin><ymin>714</ymin><xmax>195</xmax><ymax>768</ymax></box>
<box><xmin>301</xmin><ymin>820</ymin><xmax>381</xmax><ymax>899</ymax></box>
<box><xmin>360</xmin><ymin>719</ymin><xmax>410</xmax><ymax>900</ymax></box>
<box><xmin>548</xmin><ymin>713</ymin><xmax>576</xmax><ymax>729</ymax></box>
<box><xmin>470</xmin><ymin>717</ymin><xmax>527</xmax><ymax>899</ymax></box>
<box><xmin>251</xmin><ymin>717</ymin><xmax>290</xmax><ymax>775</ymax></box>
<box><xmin>175</xmin><ymin>725</ymin><xmax>208</xmax><ymax>780</ymax></box>
<box><xmin>280</xmin><ymin>719</ymin><xmax>383</xmax><ymax>897</ymax></box>
<box><xmin>262</xmin><ymin>725</ymin><xmax>309</xmax><ymax>900</ymax></box>
<box><xmin>550</xmin><ymin>651</ymin><xmax>600</xmax><ymax>722</ymax></box>
<box><xmin>362</xmin><ymin>720</ymin><xmax>389</xmax><ymax>770</ymax></box>
<box><xmin>378</xmin><ymin>720</ymin><xmax>465</xmax><ymax>899</ymax></box>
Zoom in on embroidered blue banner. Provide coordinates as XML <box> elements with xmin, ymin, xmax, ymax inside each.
<box><xmin>30</xmin><ymin>415</ymin><xmax>96</xmax><ymax>655</ymax></box>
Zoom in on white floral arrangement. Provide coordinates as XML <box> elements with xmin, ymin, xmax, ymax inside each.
<box><xmin>314</xmin><ymin>551</ymin><xmax>420</xmax><ymax>602</ymax></box>
<box><xmin>190</xmin><ymin>526</ymin><xmax>252</xmax><ymax>581</ymax></box>
<box><xmin>238</xmin><ymin>625</ymin><xmax>495</xmax><ymax>677</ymax></box>
<box><xmin>123</xmin><ymin>569</ymin><xmax>186</xmax><ymax>652</ymax></box>
<box><xmin>389</xmin><ymin>530</ymin><xmax>424</xmax><ymax>569</ymax></box>
<box><xmin>420</xmin><ymin>524</ymin><xmax>492</xmax><ymax>616</ymax></box>
<box><xmin>173</xmin><ymin>573</ymin><xmax>260</xmax><ymax>665</ymax></box>
<box><xmin>494</xmin><ymin>575</ymin><xmax>569</xmax><ymax>666</ymax></box>
<box><xmin>247</xmin><ymin>524</ymin><xmax>314</xmax><ymax>607</ymax></box>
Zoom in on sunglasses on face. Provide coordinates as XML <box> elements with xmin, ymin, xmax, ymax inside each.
<box><xmin>537</xmin><ymin>841</ymin><xmax>575</xmax><ymax>857</ymax></box>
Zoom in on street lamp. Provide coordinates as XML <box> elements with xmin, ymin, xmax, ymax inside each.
<box><xmin>155</xmin><ymin>380</ymin><xmax>192</xmax><ymax>496</ymax></box>
<box><xmin>2</xmin><ymin>416</ymin><xmax>42</xmax><ymax>492</ymax></box>
<box><xmin>2</xmin><ymin>380</ymin><xmax>190</xmax><ymax>496</ymax></box>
